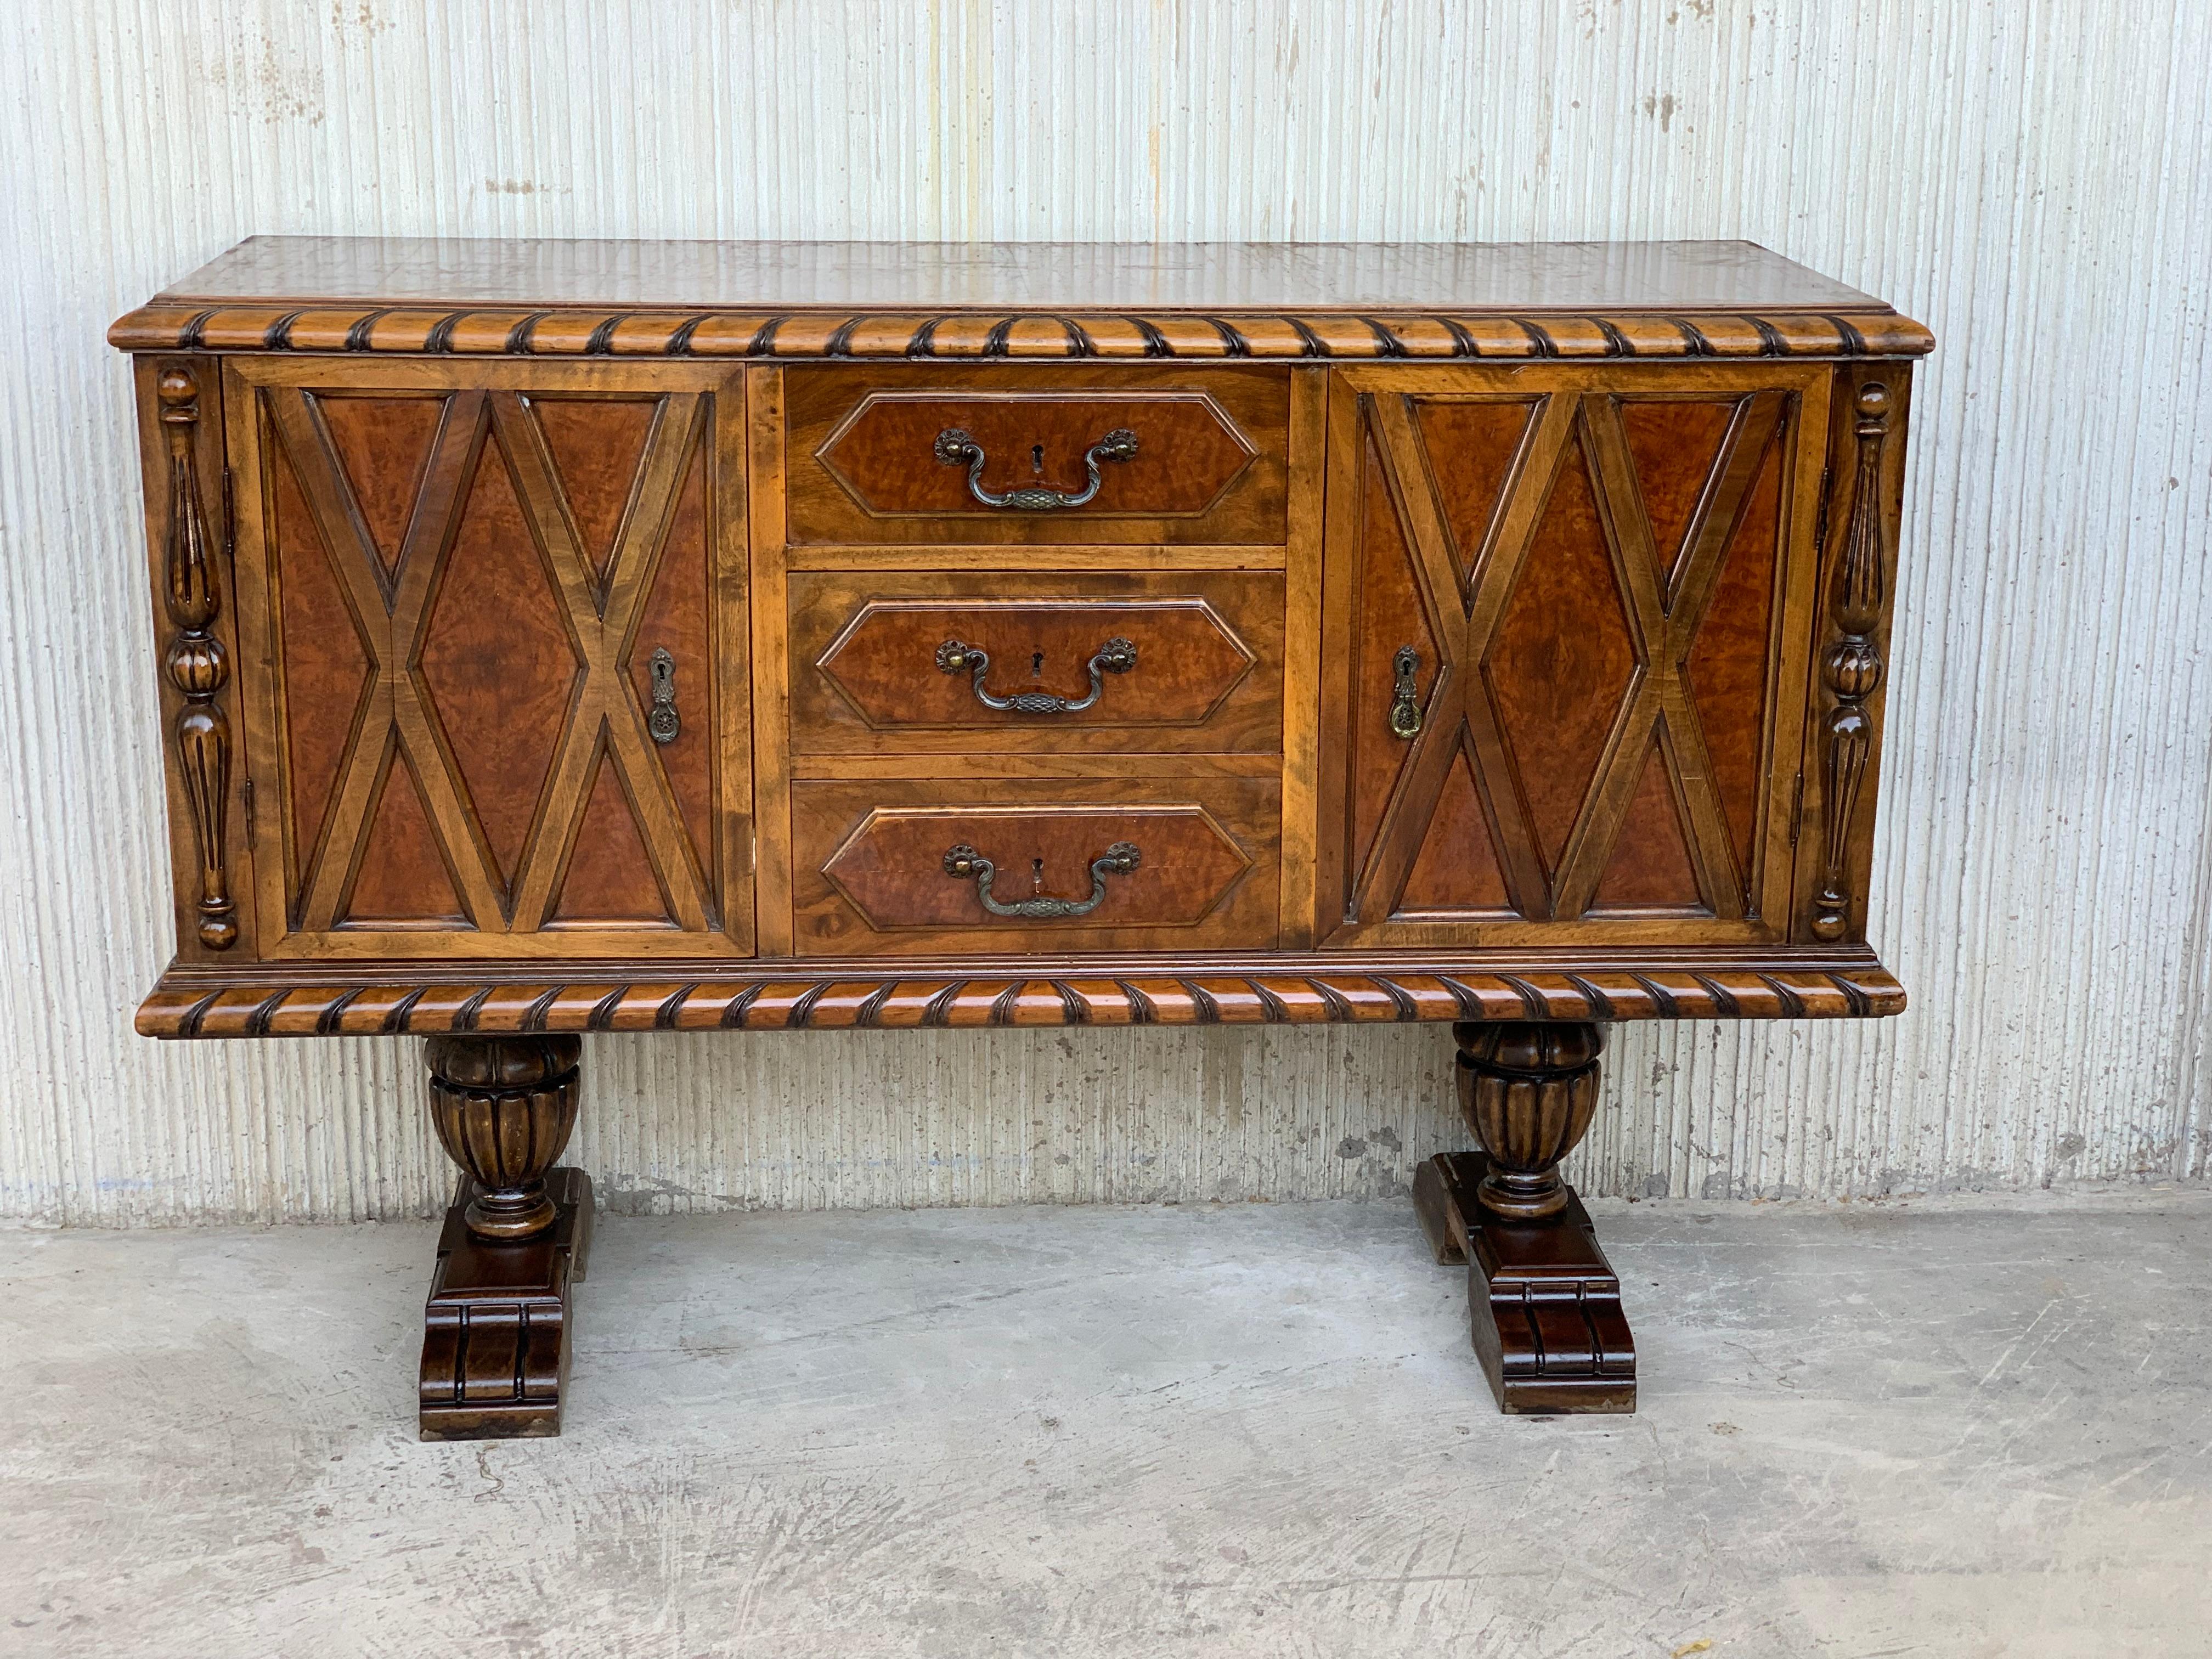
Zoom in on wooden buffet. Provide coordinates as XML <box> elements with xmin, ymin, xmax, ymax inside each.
<box><xmin>114</xmin><ymin>238</ymin><xmax>1928</xmax><ymax>1436</ymax></box>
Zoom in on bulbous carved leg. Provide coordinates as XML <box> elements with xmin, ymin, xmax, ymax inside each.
<box><xmin>1457</xmin><ymin>1021</ymin><xmax>1602</xmax><ymax>1220</ymax></box>
<box><xmin>418</xmin><ymin>1036</ymin><xmax>594</xmax><ymax>1441</ymax></box>
<box><xmin>1413</xmin><ymin>1020</ymin><xmax>1635</xmax><ymax>1414</ymax></box>
<box><xmin>426</xmin><ymin>1034</ymin><xmax>581</xmax><ymax>1238</ymax></box>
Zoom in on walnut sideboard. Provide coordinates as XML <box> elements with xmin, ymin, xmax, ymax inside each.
<box><xmin>114</xmin><ymin>238</ymin><xmax>1928</xmax><ymax>1436</ymax></box>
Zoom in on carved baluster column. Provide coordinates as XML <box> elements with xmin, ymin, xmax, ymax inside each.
<box><xmin>426</xmin><ymin>1035</ymin><xmax>581</xmax><ymax>1238</ymax></box>
<box><xmin>1412</xmin><ymin>1020</ymin><xmax>1635</xmax><ymax>1414</ymax></box>
<box><xmin>418</xmin><ymin>1036</ymin><xmax>595</xmax><ymax>1441</ymax></box>
<box><xmin>1812</xmin><ymin>380</ymin><xmax>1892</xmax><ymax>941</ymax></box>
<box><xmin>156</xmin><ymin>366</ymin><xmax>236</xmax><ymax>950</ymax></box>
<box><xmin>1455</xmin><ymin>1022</ymin><xmax>1603</xmax><ymax>1220</ymax></box>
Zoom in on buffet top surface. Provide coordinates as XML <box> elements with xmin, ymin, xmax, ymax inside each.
<box><xmin>145</xmin><ymin>235</ymin><xmax>1901</xmax><ymax>315</ymax></box>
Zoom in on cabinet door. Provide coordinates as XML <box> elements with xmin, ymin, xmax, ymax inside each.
<box><xmin>225</xmin><ymin>360</ymin><xmax>749</xmax><ymax>958</ymax></box>
<box><xmin>1318</xmin><ymin>364</ymin><xmax>1828</xmax><ymax>947</ymax></box>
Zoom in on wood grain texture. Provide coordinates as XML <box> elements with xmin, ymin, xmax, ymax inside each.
<box><xmin>113</xmin><ymin>306</ymin><xmax>1938</xmax><ymax>363</ymax></box>
<box><xmin>815</xmin><ymin>390</ymin><xmax>1254</xmax><ymax>516</ymax></box>
<box><xmin>788</xmin><ymin>570</ymin><xmax>1280</xmax><ymax>754</ymax></box>
<box><xmin>149</xmin><ymin>365</ymin><xmax>239</xmax><ymax>951</ymax></box>
<box><xmin>114</xmin><ymin>238</ymin><xmax>1933</xmax><ymax>367</ymax></box>
<box><xmin>223</xmin><ymin>358</ymin><xmax>751</xmax><ymax>958</ymax></box>
<box><xmin>139</xmin><ymin>236</ymin><xmax>1910</xmax><ymax>311</ymax></box>
<box><xmin>1412</xmin><ymin>1148</ymin><xmax>1635</xmax><ymax>1414</ymax></box>
<box><xmin>785</xmin><ymin>366</ymin><xmax>1289</xmax><ymax>545</ymax></box>
<box><xmin>791</xmin><ymin>776</ymin><xmax>1279</xmax><ymax>955</ymax></box>
<box><xmin>1321</xmin><ymin>364</ymin><xmax>1830</xmax><ymax>947</ymax></box>
<box><xmin>137</xmin><ymin>952</ymin><xmax>1904</xmax><ymax>1038</ymax></box>
<box><xmin>419</xmin><ymin>1166</ymin><xmax>592</xmax><ymax>1441</ymax></box>
<box><xmin>1276</xmin><ymin>366</ymin><xmax>1329</xmax><ymax>950</ymax></box>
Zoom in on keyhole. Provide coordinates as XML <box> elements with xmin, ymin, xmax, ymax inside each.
<box><xmin>1031</xmin><ymin>443</ymin><xmax>1045</xmax><ymax>475</ymax></box>
<box><xmin>1031</xmin><ymin>649</ymin><xmax>1045</xmax><ymax>680</ymax></box>
<box><xmin>1031</xmin><ymin>856</ymin><xmax>1045</xmax><ymax>893</ymax></box>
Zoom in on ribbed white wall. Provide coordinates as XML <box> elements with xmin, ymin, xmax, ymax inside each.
<box><xmin>3</xmin><ymin>0</ymin><xmax>2208</xmax><ymax>1223</ymax></box>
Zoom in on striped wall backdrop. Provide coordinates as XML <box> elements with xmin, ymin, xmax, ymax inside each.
<box><xmin>3</xmin><ymin>0</ymin><xmax>2208</xmax><ymax>1223</ymax></box>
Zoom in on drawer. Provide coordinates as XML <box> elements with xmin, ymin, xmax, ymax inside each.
<box><xmin>783</xmin><ymin>366</ymin><xmax>1290</xmax><ymax>545</ymax></box>
<box><xmin>789</xmin><ymin>778</ymin><xmax>1280</xmax><ymax>955</ymax></box>
<box><xmin>787</xmin><ymin>571</ymin><xmax>1284</xmax><ymax>755</ymax></box>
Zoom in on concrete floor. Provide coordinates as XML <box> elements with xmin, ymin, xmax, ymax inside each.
<box><xmin>2</xmin><ymin>1193</ymin><xmax>2208</xmax><ymax>1658</ymax></box>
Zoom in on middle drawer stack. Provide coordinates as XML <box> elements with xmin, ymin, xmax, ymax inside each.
<box><xmin>776</xmin><ymin>365</ymin><xmax>1293</xmax><ymax>957</ymax></box>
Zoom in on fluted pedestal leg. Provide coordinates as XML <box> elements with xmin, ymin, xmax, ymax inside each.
<box><xmin>417</xmin><ymin>1035</ymin><xmax>594</xmax><ymax>1441</ymax></box>
<box><xmin>1412</xmin><ymin>1020</ymin><xmax>1636</xmax><ymax>1414</ymax></box>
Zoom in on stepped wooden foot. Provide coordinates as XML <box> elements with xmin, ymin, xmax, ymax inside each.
<box><xmin>417</xmin><ymin>1035</ymin><xmax>592</xmax><ymax>1441</ymax></box>
<box><xmin>1412</xmin><ymin>1021</ymin><xmax>1637</xmax><ymax>1414</ymax></box>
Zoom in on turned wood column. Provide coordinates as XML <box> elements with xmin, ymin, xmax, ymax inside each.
<box><xmin>425</xmin><ymin>1035</ymin><xmax>580</xmax><ymax>1238</ymax></box>
<box><xmin>1413</xmin><ymin>1019</ymin><xmax>1634</xmax><ymax>1414</ymax></box>
<box><xmin>419</xmin><ymin>1036</ymin><xmax>594</xmax><ymax>1441</ymax></box>
<box><xmin>1454</xmin><ymin>1020</ymin><xmax>1604</xmax><ymax>1220</ymax></box>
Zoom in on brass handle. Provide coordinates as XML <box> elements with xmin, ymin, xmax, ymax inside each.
<box><xmin>934</xmin><ymin>636</ymin><xmax>1137</xmax><ymax>714</ymax></box>
<box><xmin>1389</xmin><ymin>646</ymin><xmax>1423</xmax><ymax>739</ymax></box>
<box><xmin>942</xmin><ymin>840</ymin><xmax>1141</xmax><ymax>919</ymax></box>
<box><xmin>933</xmin><ymin>426</ymin><xmax>1139</xmax><ymax>510</ymax></box>
<box><xmin>647</xmin><ymin>647</ymin><xmax>679</xmax><ymax>743</ymax></box>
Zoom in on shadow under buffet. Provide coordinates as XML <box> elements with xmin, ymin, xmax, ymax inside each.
<box><xmin>116</xmin><ymin>237</ymin><xmax>1928</xmax><ymax>1435</ymax></box>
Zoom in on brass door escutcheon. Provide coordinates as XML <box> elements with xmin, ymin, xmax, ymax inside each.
<box><xmin>1389</xmin><ymin>646</ymin><xmax>1423</xmax><ymax>739</ymax></box>
<box><xmin>647</xmin><ymin>647</ymin><xmax>679</xmax><ymax>743</ymax></box>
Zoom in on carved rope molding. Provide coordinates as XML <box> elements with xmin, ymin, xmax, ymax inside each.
<box><xmin>1812</xmin><ymin>381</ymin><xmax>1893</xmax><ymax>942</ymax></box>
<box><xmin>138</xmin><ymin>964</ymin><xmax>1906</xmax><ymax>1039</ymax></box>
<box><xmin>157</xmin><ymin>365</ymin><xmax>236</xmax><ymax>950</ymax></box>
<box><xmin>110</xmin><ymin>306</ymin><xmax>1936</xmax><ymax>362</ymax></box>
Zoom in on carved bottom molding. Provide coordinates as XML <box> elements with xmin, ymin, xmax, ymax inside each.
<box><xmin>1413</xmin><ymin>1150</ymin><xmax>1635</xmax><ymax>1414</ymax></box>
<box><xmin>419</xmin><ymin>1166</ymin><xmax>594</xmax><ymax>1441</ymax></box>
<box><xmin>139</xmin><ymin>956</ymin><xmax>1908</xmax><ymax>1039</ymax></box>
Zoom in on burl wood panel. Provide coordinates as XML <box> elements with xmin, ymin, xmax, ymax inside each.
<box><xmin>789</xmin><ymin>777</ymin><xmax>1280</xmax><ymax>955</ymax></box>
<box><xmin>785</xmin><ymin>366</ymin><xmax>1290</xmax><ymax>546</ymax></box>
<box><xmin>1321</xmin><ymin>363</ymin><xmax>1827</xmax><ymax>949</ymax></box>
<box><xmin>788</xmin><ymin>570</ymin><xmax>1282</xmax><ymax>755</ymax></box>
<box><xmin>224</xmin><ymin>359</ymin><xmax>751</xmax><ymax>958</ymax></box>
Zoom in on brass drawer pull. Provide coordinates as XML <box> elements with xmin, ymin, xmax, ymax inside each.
<box><xmin>647</xmin><ymin>647</ymin><xmax>680</xmax><ymax>743</ymax></box>
<box><xmin>942</xmin><ymin>840</ymin><xmax>1141</xmax><ymax>919</ymax></box>
<box><xmin>933</xmin><ymin>426</ymin><xmax>1139</xmax><ymax>510</ymax></box>
<box><xmin>1389</xmin><ymin>646</ymin><xmax>1423</xmax><ymax>739</ymax></box>
<box><xmin>934</xmin><ymin>636</ymin><xmax>1138</xmax><ymax>715</ymax></box>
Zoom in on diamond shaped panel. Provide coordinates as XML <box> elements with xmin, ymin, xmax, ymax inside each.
<box><xmin>417</xmin><ymin>430</ymin><xmax>583</xmax><ymax>893</ymax></box>
<box><xmin>1410</xmin><ymin>395</ymin><xmax>1543</xmax><ymax>590</ymax></box>
<box><xmin>531</xmin><ymin>396</ymin><xmax>659</xmax><ymax>582</ymax></box>
<box><xmin>272</xmin><ymin>444</ymin><xmax>373</xmax><ymax>881</ymax></box>
<box><xmin>1688</xmin><ymin>425</ymin><xmax>1785</xmax><ymax>890</ymax></box>
<box><xmin>1482</xmin><ymin>439</ymin><xmax>1638</xmax><ymax>876</ymax></box>
<box><xmin>316</xmin><ymin>392</ymin><xmax>448</xmax><ymax>581</ymax></box>
<box><xmin>1620</xmin><ymin>396</ymin><xmax>1741</xmax><ymax>598</ymax></box>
